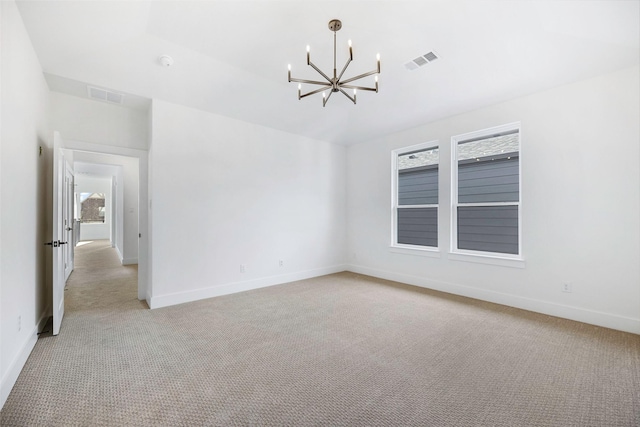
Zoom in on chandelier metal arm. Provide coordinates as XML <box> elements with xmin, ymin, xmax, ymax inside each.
<box><xmin>337</xmin><ymin>57</ymin><xmax>352</xmax><ymax>82</ymax></box>
<box><xmin>322</xmin><ymin>90</ymin><xmax>335</xmax><ymax>107</ymax></box>
<box><xmin>340</xmin><ymin>69</ymin><xmax>379</xmax><ymax>85</ymax></box>
<box><xmin>338</xmin><ymin>88</ymin><xmax>356</xmax><ymax>104</ymax></box>
<box><xmin>340</xmin><ymin>84</ymin><xmax>378</xmax><ymax>92</ymax></box>
<box><xmin>300</xmin><ymin>85</ymin><xmax>331</xmax><ymax>100</ymax></box>
<box><xmin>308</xmin><ymin>60</ymin><xmax>333</xmax><ymax>84</ymax></box>
<box><xmin>289</xmin><ymin>77</ymin><xmax>331</xmax><ymax>86</ymax></box>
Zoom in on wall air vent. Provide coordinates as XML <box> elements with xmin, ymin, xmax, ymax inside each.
<box><xmin>404</xmin><ymin>51</ymin><xmax>439</xmax><ymax>71</ymax></box>
<box><xmin>87</xmin><ymin>86</ymin><xmax>124</xmax><ymax>104</ymax></box>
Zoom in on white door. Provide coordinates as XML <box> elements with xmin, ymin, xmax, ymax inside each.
<box><xmin>50</xmin><ymin>131</ymin><xmax>67</xmax><ymax>336</ymax></box>
<box><xmin>63</xmin><ymin>165</ymin><xmax>75</xmax><ymax>281</ymax></box>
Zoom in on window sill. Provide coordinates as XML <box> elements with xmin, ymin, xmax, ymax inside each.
<box><xmin>389</xmin><ymin>245</ymin><xmax>441</xmax><ymax>258</ymax></box>
<box><xmin>448</xmin><ymin>252</ymin><xmax>525</xmax><ymax>269</ymax></box>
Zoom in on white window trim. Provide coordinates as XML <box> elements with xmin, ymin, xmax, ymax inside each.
<box><xmin>389</xmin><ymin>245</ymin><xmax>442</xmax><ymax>258</ymax></box>
<box><xmin>450</xmin><ymin>122</ymin><xmax>523</xmax><ymax>263</ymax></box>
<box><xmin>448</xmin><ymin>252</ymin><xmax>525</xmax><ymax>268</ymax></box>
<box><xmin>391</xmin><ymin>140</ymin><xmax>440</xmax><ymax>254</ymax></box>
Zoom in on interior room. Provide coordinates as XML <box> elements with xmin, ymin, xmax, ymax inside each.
<box><xmin>1</xmin><ymin>0</ymin><xmax>638</xmax><ymax>424</ymax></box>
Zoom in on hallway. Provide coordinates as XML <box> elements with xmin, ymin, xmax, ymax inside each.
<box><xmin>65</xmin><ymin>240</ymin><xmax>140</xmax><ymax>313</ymax></box>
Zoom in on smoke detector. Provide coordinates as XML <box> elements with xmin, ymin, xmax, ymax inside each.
<box><xmin>159</xmin><ymin>55</ymin><xmax>174</xmax><ymax>67</ymax></box>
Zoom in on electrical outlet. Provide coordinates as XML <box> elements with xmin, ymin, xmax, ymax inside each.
<box><xmin>17</xmin><ymin>315</ymin><xmax>21</xmax><ymax>332</ymax></box>
<box><xmin>240</xmin><ymin>264</ymin><xmax>246</xmax><ymax>273</ymax></box>
<box><xmin>562</xmin><ymin>282</ymin><xmax>572</xmax><ymax>293</ymax></box>
<box><xmin>279</xmin><ymin>260</ymin><xmax>284</xmax><ymax>267</ymax></box>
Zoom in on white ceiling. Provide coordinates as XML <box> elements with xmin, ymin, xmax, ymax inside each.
<box><xmin>16</xmin><ymin>0</ymin><xmax>640</xmax><ymax>145</ymax></box>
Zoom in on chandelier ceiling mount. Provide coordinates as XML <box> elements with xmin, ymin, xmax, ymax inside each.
<box><xmin>288</xmin><ymin>19</ymin><xmax>380</xmax><ymax>107</ymax></box>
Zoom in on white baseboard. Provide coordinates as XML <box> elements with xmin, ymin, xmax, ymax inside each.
<box><xmin>115</xmin><ymin>246</ymin><xmax>123</xmax><ymax>263</ymax></box>
<box><xmin>122</xmin><ymin>258</ymin><xmax>138</xmax><ymax>265</ymax></box>
<box><xmin>0</xmin><ymin>308</ymin><xmax>51</xmax><ymax>410</ymax></box>
<box><xmin>149</xmin><ymin>264</ymin><xmax>348</xmax><ymax>309</ymax></box>
<box><xmin>348</xmin><ymin>264</ymin><xmax>640</xmax><ymax>335</ymax></box>
<box><xmin>0</xmin><ymin>309</ymin><xmax>48</xmax><ymax>410</ymax></box>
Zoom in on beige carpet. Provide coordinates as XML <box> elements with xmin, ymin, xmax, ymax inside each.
<box><xmin>1</xmin><ymin>240</ymin><xmax>639</xmax><ymax>426</ymax></box>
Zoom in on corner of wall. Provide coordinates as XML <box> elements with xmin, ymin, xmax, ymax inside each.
<box><xmin>149</xmin><ymin>264</ymin><xmax>348</xmax><ymax>309</ymax></box>
<box><xmin>346</xmin><ymin>264</ymin><xmax>640</xmax><ymax>335</ymax></box>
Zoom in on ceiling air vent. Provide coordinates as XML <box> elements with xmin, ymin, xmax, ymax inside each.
<box><xmin>87</xmin><ymin>86</ymin><xmax>124</xmax><ymax>105</ymax></box>
<box><xmin>404</xmin><ymin>61</ymin><xmax>419</xmax><ymax>71</ymax></box>
<box><xmin>413</xmin><ymin>56</ymin><xmax>428</xmax><ymax>67</ymax></box>
<box><xmin>404</xmin><ymin>51</ymin><xmax>439</xmax><ymax>71</ymax></box>
<box><xmin>424</xmin><ymin>51</ymin><xmax>438</xmax><ymax>62</ymax></box>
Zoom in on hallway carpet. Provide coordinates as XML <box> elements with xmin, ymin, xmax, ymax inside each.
<box><xmin>1</xmin><ymin>240</ymin><xmax>639</xmax><ymax>426</ymax></box>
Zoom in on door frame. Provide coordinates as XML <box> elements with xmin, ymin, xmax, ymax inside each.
<box><xmin>60</xmin><ymin>138</ymin><xmax>150</xmax><ymax>303</ymax></box>
<box><xmin>63</xmin><ymin>164</ymin><xmax>74</xmax><ymax>282</ymax></box>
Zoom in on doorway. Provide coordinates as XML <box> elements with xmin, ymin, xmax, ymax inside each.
<box><xmin>70</xmin><ymin>154</ymin><xmax>140</xmax><ymax>295</ymax></box>
<box><xmin>50</xmin><ymin>133</ymin><xmax>149</xmax><ymax>337</ymax></box>
<box><xmin>61</xmin><ymin>139</ymin><xmax>149</xmax><ymax>304</ymax></box>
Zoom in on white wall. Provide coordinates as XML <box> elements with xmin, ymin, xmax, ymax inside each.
<box><xmin>49</xmin><ymin>92</ymin><xmax>148</xmax><ymax>151</ymax></box>
<box><xmin>76</xmin><ymin>175</ymin><xmax>112</xmax><ymax>241</ymax></box>
<box><xmin>347</xmin><ymin>65</ymin><xmax>640</xmax><ymax>334</ymax></box>
<box><xmin>148</xmin><ymin>99</ymin><xmax>347</xmax><ymax>308</ymax></box>
<box><xmin>0</xmin><ymin>0</ymin><xmax>51</xmax><ymax>408</ymax></box>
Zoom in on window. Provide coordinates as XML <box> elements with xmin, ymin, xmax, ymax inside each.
<box><xmin>392</xmin><ymin>142</ymin><xmax>439</xmax><ymax>249</ymax></box>
<box><xmin>452</xmin><ymin>123</ymin><xmax>521</xmax><ymax>258</ymax></box>
<box><xmin>80</xmin><ymin>192</ymin><xmax>106</xmax><ymax>223</ymax></box>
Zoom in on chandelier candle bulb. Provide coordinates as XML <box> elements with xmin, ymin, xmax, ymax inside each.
<box><xmin>375</xmin><ymin>75</ymin><xmax>379</xmax><ymax>92</ymax></box>
<box><xmin>348</xmin><ymin>39</ymin><xmax>353</xmax><ymax>60</ymax></box>
<box><xmin>306</xmin><ymin>45</ymin><xmax>310</xmax><ymax>65</ymax></box>
<box><xmin>298</xmin><ymin>84</ymin><xmax>301</xmax><ymax>99</ymax></box>
<box><xmin>377</xmin><ymin>53</ymin><xmax>381</xmax><ymax>73</ymax></box>
<box><xmin>288</xmin><ymin>64</ymin><xmax>291</xmax><ymax>82</ymax></box>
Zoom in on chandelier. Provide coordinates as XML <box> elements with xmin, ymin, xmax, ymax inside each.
<box><xmin>288</xmin><ymin>19</ymin><xmax>380</xmax><ymax>107</ymax></box>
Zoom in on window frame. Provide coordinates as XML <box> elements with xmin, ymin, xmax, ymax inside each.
<box><xmin>390</xmin><ymin>140</ymin><xmax>440</xmax><ymax>256</ymax></box>
<box><xmin>450</xmin><ymin>122</ymin><xmax>523</xmax><ymax>263</ymax></box>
